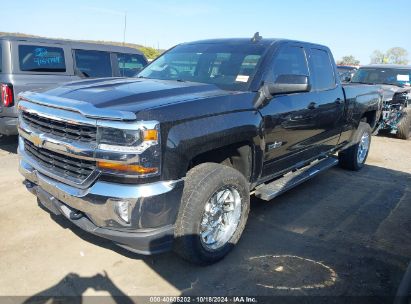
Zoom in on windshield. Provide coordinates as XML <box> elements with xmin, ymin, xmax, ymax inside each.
<box><xmin>138</xmin><ymin>43</ymin><xmax>267</xmax><ymax>91</ymax></box>
<box><xmin>352</xmin><ymin>68</ymin><xmax>411</xmax><ymax>87</ymax></box>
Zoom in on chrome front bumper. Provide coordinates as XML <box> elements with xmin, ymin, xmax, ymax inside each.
<box><xmin>19</xmin><ymin>155</ymin><xmax>184</xmax><ymax>254</ymax></box>
<box><xmin>17</xmin><ymin>93</ymin><xmax>184</xmax><ymax>254</ymax></box>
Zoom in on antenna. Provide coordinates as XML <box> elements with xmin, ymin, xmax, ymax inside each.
<box><xmin>251</xmin><ymin>32</ymin><xmax>262</xmax><ymax>42</ymax></box>
<box><xmin>122</xmin><ymin>12</ymin><xmax>127</xmax><ymax>45</ymax></box>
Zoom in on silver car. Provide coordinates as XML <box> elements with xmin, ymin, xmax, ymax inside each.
<box><xmin>0</xmin><ymin>36</ymin><xmax>148</xmax><ymax>136</ymax></box>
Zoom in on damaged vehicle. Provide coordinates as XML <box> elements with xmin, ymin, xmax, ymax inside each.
<box><xmin>351</xmin><ymin>64</ymin><xmax>411</xmax><ymax>139</ymax></box>
<box><xmin>18</xmin><ymin>36</ymin><xmax>383</xmax><ymax>264</ymax></box>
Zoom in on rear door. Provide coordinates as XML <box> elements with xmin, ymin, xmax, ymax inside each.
<box><xmin>307</xmin><ymin>47</ymin><xmax>345</xmax><ymax>151</ymax></box>
<box><xmin>6</xmin><ymin>41</ymin><xmax>75</xmax><ymax>118</ymax></box>
<box><xmin>259</xmin><ymin>43</ymin><xmax>321</xmax><ymax>177</ymax></box>
<box><xmin>10</xmin><ymin>41</ymin><xmax>75</xmax><ymax>97</ymax></box>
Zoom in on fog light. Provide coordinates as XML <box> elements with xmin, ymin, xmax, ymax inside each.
<box><xmin>114</xmin><ymin>200</ymin><xmax>130</xmax><ymax>223</ymax></box>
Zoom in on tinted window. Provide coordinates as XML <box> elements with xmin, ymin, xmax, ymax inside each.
<box><xmin>138</xmin><ymin>43</ymin><xmax>267</xmax><ymax>91</ymax></box>
<box><xmin>310</xmin><ymin>49</ymin><xmax>335</xmax><ymax>90</ymax></box>
<box><xmin>74</xmin><ymin>50</ymin><xmax>112</xmax><ymax>78</ymax></box>
<box><xmin>19</xmin><ymin>45</ymin><xmax>66</xmax><ymax>72</ymax></box>
<box><xmin>0</xmin><ymin>44</ymin><xmax>2</xmax><ymax>73</ymax></box>
<box><xmin>240</xmin><ymin>54</ymin><xmax>262</xmax><ymax>76</ymax></box>
<box><xmin>117</xmin><ymin>53</ymin><xmax>146</xmax><ymax>77</ymax></box>
<box><xmin>272</xmin><ymin>46</ymin><xmax>309</xmax><ymax>82</ymax></box>
<box><xmin>337</xmin><ymin>67</ymin><xmax>357</xmax><ymax>82</ymax></box>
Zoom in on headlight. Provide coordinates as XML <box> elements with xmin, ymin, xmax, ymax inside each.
<box><xmin>96</xmin><ymin>121</ymin><xmax>160</xmax><ymax>177</ymax></box>
<box><xmin>99</xmin><ymin>127</ymin><xmax>142</xmax><ymax>146</ymax></box>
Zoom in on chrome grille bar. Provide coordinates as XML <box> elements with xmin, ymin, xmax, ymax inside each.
<box><xmin>24</xmin><ymin>139</ymin><xmax>96</xmax><ymax>182</ymax></box>
<box><xmin>22</xmin><ymin>111</ymin><xmax>97</xmax><ymax>142</ymax></box>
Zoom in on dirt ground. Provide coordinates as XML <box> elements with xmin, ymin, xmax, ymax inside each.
<box><xmin>0</xmin><ymin>135</ymin><xmax>410</xmax><ymax>303</ymax></box>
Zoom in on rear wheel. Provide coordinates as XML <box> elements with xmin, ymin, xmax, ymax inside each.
<box><xmin>339</xmin><ymin>122</ymin><xmax>372</xmax><ymax>171</ymax></box>
<box><xmin>397</xmin><ymin>109</ymin><xmax>411</xmax><ymax>140</ymax></box>
<box><xmin>174</xmin><ymin>163</ymin><xmax>250</xmax><ymax>265</ymax></box>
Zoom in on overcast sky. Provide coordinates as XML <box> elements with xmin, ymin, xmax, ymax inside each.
<box><xmin>2</xmin><ymin>0</ymin><xmax>410</xmax><ymax>64</ymax></box>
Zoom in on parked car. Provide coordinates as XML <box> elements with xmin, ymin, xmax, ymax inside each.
<box><xmin>337</xmin><ymin>65</ymin><xmax>358</xmax><ymax>82</ymax></box>
<box><xmin>18</xmin><ymin>36</ymin><xmax>382</xmax><ymax>265</ymax></box>
<box><xmin>351</xmin><ymin>64</ymin><xmax>411</xmax><ymax>139</ymax></box>
<box><xmin>0</xmin><ymin>36</ymin><xmax>148</xmax><ymax>136</ymax></box>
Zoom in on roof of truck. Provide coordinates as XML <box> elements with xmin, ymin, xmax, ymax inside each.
<box><xmin>179</xmin><ymin>38</ymin><xmax>329</xmax><ymax>49</ymax></box>
<box><xmin>361</xmin><ymin>64</ymin><xmax>411</xmax><ymax>69</ymax></box>
<box><xmin>0</xmin><ymin>35</ymin><xmax>144</xmax><ymax>55</ymax></box>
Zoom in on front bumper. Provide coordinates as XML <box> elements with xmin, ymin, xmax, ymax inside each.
<box><xmin>19</xmin><ymin>157</ymin><xmax>184</xmax><ymax>254</ymax></box>
<box><xmin>0</xmin><ymin>116</ymin><xmax>18</xmax><ymax>135</ymax></box>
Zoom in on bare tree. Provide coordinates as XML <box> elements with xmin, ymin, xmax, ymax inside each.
<box><xmin>337</xmin><ymin>55</ymin><xmax>360</xmax><ymax>66</ymax></box>
<box><xmin>370</xmin><ymin>50</ymin><xmax>387</xmax><ymax>64</ymax></box>
<box><xmin>370</xmin><ymin>48</ymin><xmax>409</xmax><ymax>65</ymax></box>
<box><xmin>386</xmin><ymin>47</ymin><xmax>409</xmax><ymax>65</ymax></box>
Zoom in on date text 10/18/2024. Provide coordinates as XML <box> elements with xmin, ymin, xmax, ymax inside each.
<box><xmin>149</xmin><ymin>296</ymin><xmax>258</xmax><ymax>303</ymax></box>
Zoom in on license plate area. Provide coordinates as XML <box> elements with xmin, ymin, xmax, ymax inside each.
<box><xmin>37</xmin><ymin>188</ymin><xmax>61</xmax><ymax>216</ymax></box>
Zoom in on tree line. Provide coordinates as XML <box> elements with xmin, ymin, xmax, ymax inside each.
<box><xmin>338</xmin><ymin>47</ymin><xmax>409</xmax><ymax>66</ymax></box>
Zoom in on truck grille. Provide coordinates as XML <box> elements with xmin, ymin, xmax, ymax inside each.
<box><xmin>24</xmin><ymin>139</ymin><xmax>96</xmax><ymax>182</ymax></box>
<box><xmin>22</xmin><ymin>111</ymin><xmax>97</xmax><ymax>142</ymax></box>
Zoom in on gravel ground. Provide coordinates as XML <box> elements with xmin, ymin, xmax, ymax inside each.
<box><xmin>0</xmin><ymin>135</ymin><xmax>410</xmax><ymax>303</ymax></box>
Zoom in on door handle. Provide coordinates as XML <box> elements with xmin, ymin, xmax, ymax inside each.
<box><xmin>307</xmin><ymin>102</ymin><xmax>317</xmax><ymax>110</ymax></box>
<box><xmin>335</xmin><ymin>98</ymin><xmax>343</xmax><ymax>104</ymax></box>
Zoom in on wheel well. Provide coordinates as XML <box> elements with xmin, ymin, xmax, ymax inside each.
<box><xmin>188</xmin><ymin>143</ymin><xmax>253</xmax><ymax>181</ymax></box>
<box><xmin>361</xmin><ymin>110</ymin><xmax>378</xmax><ymax>129</ymax></box>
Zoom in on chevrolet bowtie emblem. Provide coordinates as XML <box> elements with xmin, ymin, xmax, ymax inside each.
<box><xmin>31</xmin><ymin>134</ymin><xmax>43</xmax><ymax>147</ymax></box>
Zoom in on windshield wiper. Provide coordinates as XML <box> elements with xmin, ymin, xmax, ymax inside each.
<box><xmin>380</xmin><ymin>82</ymin><xmax>403</xmax><ymax>87</ymax></box>
<box><xmin>351</xmin><ymin>81</ymin><xmax>376</xmax><ymax>85</ymax></box>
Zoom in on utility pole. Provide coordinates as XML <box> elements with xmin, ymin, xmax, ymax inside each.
<box><xmin>123</xmin><ymin>12</ymin><xmax>127</xmax><ymax>45</ymax></box>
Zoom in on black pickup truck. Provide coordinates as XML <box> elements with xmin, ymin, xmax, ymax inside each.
<box><xmin>18</xmin><ymin>37</ymin><xmax>382</xmax><ymax>264</ymax></box>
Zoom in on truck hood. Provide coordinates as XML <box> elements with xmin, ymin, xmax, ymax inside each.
<box><xmin>43</xmin><ymin>77</ymin><xmax>236</xmax><ymax>113</ymax></box>
<box><xmin>380</xmin><ymin>84</ymin><xmax>411</xmax><ymax>101</ymax></box>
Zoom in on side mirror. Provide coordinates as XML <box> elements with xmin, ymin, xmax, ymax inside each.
<box><xmin>263</xmin><ymin>75</ymin><xmax>311</xmax><ymax>97</ymax></box>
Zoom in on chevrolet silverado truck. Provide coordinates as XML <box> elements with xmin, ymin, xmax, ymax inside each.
<box><xmin>351</xmin><ymin>64</ymin><xmax>411</xmax><ymax>139</ymax></box>
<box><xmin>18</xmin><ymin>36</ymin><xmax>383</xmax><ymax>265</ymax></box>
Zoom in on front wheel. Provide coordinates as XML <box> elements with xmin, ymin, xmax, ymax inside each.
<box><xmin>397</xmin><ymin>109</ymin><xmax>411</xmax><ymax>140</ymax></box>
<box><xmin>338</xmin><ymin>122</ymin><xmax>372</xmax><ymax>171</ymax></box>
<box><xmin>174</xmin><ymin>163</ymin><xmax>250</xmax><ymax>265</ymax></box>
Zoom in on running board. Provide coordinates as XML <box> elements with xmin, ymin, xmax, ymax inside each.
<box><xmin>254</xmin><ymin>157</ymin><xmax>339</xmax><ymax>201</ymax></box>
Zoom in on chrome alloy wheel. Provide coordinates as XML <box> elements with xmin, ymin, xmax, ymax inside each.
<box><xmin>357</xmin><ymin>132</ymin><xmax>370</xmax><ymax>164</ymax></box>
<box><xmin>200</xmin><ymin>186</ymin><xmax>242</xmax><ymax>251</ymax></box>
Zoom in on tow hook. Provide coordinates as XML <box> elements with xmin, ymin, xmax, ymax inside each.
<box><xmin>69</xmin><ymin>210</ymin><xmax>83</xmax><ymax>220</ymax></box>
<box><xmin>23</xmin><ymin>180</ymin><xmax>34</xmax><ymax>189</ymax></box>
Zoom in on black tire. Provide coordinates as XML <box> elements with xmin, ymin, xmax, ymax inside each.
<box><xmin>397</xmin><ymin>109</ymin><xmax>411</xmax><ymax>140</ymax></box>
<box><xmin>174</xmin><ymin>163</ymin><xmax>250</xmax><ymax>265</ymax></box>
<box><xmin>338</xmin><ymin>122</ymin><xmax>372</xmax><ymax>171</ymax></box>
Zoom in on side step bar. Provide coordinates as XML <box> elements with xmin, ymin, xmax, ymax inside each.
<box><xmin>254</xmin><ymin>157</ymin><xmax>339</xmax><ymax>201</ymax></box>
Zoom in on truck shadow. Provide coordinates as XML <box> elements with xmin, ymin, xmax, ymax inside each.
<box><xmin>0</xmin><ymin>135</ymin><xmax>18</xmax><ymax>154</ymax></box>
<box><xmin>39</xmin><ymin>164</ymin><xmax>411</xmax><ymax>301</ymax></box>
